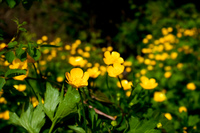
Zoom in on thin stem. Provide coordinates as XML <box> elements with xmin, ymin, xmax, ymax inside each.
<box><xmin>78</xmin><ymin>88</ymin><xmax>87</xmax><ymax>133</ymax></box>
<box><xmin>117</xmin><ymin>76</ymin><xmax>123</xmax><ymax>90</ymax></box>
<box><xmin>106</xmin><ymin>72</ymin><xmax>110</xmax><ymax>89</ymax></box>
<box><xmin>32</xmin><ymin>63</ymin><xmax>43</xmax><ymax>91</ymax></box>
<box><xmin>49</xmin><ymin>119</ymin><xmax>57</xmax><ymax>133</ymax></box>
<box><xmin>25</xmin><ymin>79</ymin><xmax>37</xmax><ymax>99</ymax></box>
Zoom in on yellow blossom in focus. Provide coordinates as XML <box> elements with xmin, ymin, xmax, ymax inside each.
<box><xmin>164</xmin><ymin>113</ymin><xmax>172</xmax><ymax>120</ymax></box>
<box><xmin>65</xmin><ymin>68</ymin><xmax>89</xmax><ymax>88</ymax></box>
<box><xmin>140</xmin><ymin>76</ymin><xmax>158</xmax><ymax>89</ymax></box>
<box><xmin>186</xmin><ymin>82</ymin><xmax>196</xmax><ymax>90</ymax></box>
<box><xmin>57</xmin><ymin>77</ymin><xmax>64</xmax><ymax>82</ymax></box>
<box><xmin>103</xmin><ymin>51</ymin><xmax>124</xmax><ymax>65</ymax></box>
<box><xmin>107</xmin><ymin>63</ymin><xmax>124</xmax><ymax>77</ymax></box>
<box><xmin>153</xmin><ymin>91</ymin><xmax>166</xmax><ymax>102</ymax></box>
<box><xmin>87</xmin><ymin>67</ymin><xmax>101</xmax><ymax>78</ymax></box>
<box><xmin>69</xmin><ymin>56</ymin><xmax>87</xmax><ymax>67</ymax></box>
<box><xmin>13</xmin><ymin>84</ymin><xmax>26</xmax><ymax>92</ymax></box>
<box><xmin>164</xmin><ymin>72</ymin><xmax>172</xmax><ymax>78</ymax></box>
<box><xmin>41</xmin><ymin>36</ymin><xmax>48</xmax><ymax>41</ymax></box>
<box><xmin>171</xmin><ymin>52</ymin><xmax>178</xmax><ymax>59</ymax></box>
<box><xmin>117</xmin><ymin>80</ymin><xmax>132</xmax><ymax>90</ymax></box>
<box><xmin>179</xmin><ymin>106</ymin><xmax>187</xmax><ymax>113</ymax></box>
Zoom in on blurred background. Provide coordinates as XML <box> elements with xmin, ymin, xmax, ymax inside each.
<box><xmin>1</xmin><ymin>0</ymin><xmax>200</xmax><ymax>57</ymax></box>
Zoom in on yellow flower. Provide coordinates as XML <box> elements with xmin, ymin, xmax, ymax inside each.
<box><xmin>186</xmin><ymin>83</ymin><xmax>196</xmax><ymax>90</ymax></box>
<box><xmin>69</xmin><ymin>56</ymin><xmax>87</xmax><ymax>67</ymax></box>
<box><xmin>140</xmin><ymin>76</ymin><xmax>158</xmax><ymax>90</ymax></box>
<box><xmin>164</xmin><ymin>66</ymin><xmax>171</xmax><ymax>71</ymax></box>
<box><xmin>107</xmin><ymin>63</ymin><xmax>124</xmax><ymax>77</ymax></box>
<box><xmin>107</xmin><ymin>46</ymin><xmax>113</xmax><ymax>52</ymax></box>
<box><xmin>9</xmin><ymin>59</ymin><xmax>28</xmax><ymax>70</ymax></box>
<box><xmin>146</xmin><ymin>34</ymin><xmax>153</xmax><ymax>39</ymax></box>
<box><xmin>0</xmin><ymin>110</ymin><xmax>9</xmax><ymax>120</ymax></box>
<box><xmin>140</xmin><ymin>69</ymin><xmax>147</xmax><ymax>75</ymax></box>
<box><xmin>147</xmin><ymin>65</ymin><xmax>153</xmax><ymax>71</ymax></box>
<box><xmin>153</xmin><ymin>91</ymin><xmax>166</xmax><ymax>102</ymax></box>
<box><xmin>142</xmin><ymin>38</ymin><xmax>148</xmax><ymax>44</ymax></box>
<box><xmin>103</xmin><ymin>51</ymin><xmax>124</xmax><ymax>65</ymax></box>
<box><xmin>87</xmin><ymin>67</ymin><xmax>101</xmax><ymax>78</ymax></box>
<box><xmin>171</xmin><ymin>52</ymin><xmax>178</xmax><ymax>59</ymax></box>
<box><xmin>117</xmin><ymin>80</ymin><xmax>132</xmax><ymax>90</ymax></box>
<box><xmin>100</xmin><ymin>66</ymin><xmax>107</xmax><ymax>75</ymax></box>
<box><xmin>179</xmin><ymin>106</ymin><xmax>187</xmax><ymax>113</ymax></box>
<box><xmin>164</xmin><ymin>113</ymin><xmax>172</xmax><ymax>120</ymax></box>
<box><xmin>41</xmin><ymin>35</ymin><xmax>48</xmax><ymax>41</ymax></box>
<box><xmin>126</xmin><ymin>91</ymin><xmax>131</xmax><ymax>97</ymax></box>
<box><xmin>125</xmin><ymin>67</ymin><xmax>131</xmax><ymax>72</ymax></box>
<box><xmin>57</xmin><ymin>77</ymin><xmax>64</xmax><ymax>82</ymax></box>
<box><xmin>0</xmin><ymin>97</ymin><xmax>7</xmax><ymax>104</ymax></box>
<box><xmin>123</xmin><ymin>61</ymin><xmax>132</xmax><ymax>66</ymax></box>
<box><xmin>13</xmin><ymin>84</ymin><xmax>26</xmax><ymax>92</ymax></box>
<box><xmin>85</xmin><ymin>46</ymin><xmax>91</xmax><ymax>51</ymax></box>
<box><xmin>65</xmin><ymin>68</ymin><xmax>89</xmax><ymax>88</ymax></box>
<box><xmin>164</xmin><ymin>72</ymin><xmax>172</xmax><ymax>78</ymax></box>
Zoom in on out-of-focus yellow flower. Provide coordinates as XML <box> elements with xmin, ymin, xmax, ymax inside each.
<box><xmin>162</xmin><ymin>28</ymin><xmax>168</xmax><ymax>35</ymax></box>
<box><xmin>164</xmin><ymin>66</ymin><xmax>171</xmax><ymax>71</ymax></box>
<box><xmin>4</xmin><ymin>60</ymin><xmax>10</xmax><ymax>66</ymax></box>
<box><xmin>75</xmin><ymin>39</ymin><xmax>81</xmax><ymax>45</ymax></box>
<box><xmin>142</xmin><ymin>38</ymin><xmax>148</xmax><ymax>44</ymax></box>
<box><xmin>37</xmin><ymin>39</ymin><xmax>43</xmax><ymax>44</ymax></box>
<box><xmin>179</xmin><ymin>106</ymin><xmax>187</xmax><ymax>113</ymax></box>
<box><xmin>164</xmin><ymin>42</ymin><xmax>173</xmax><ymax>51</ymax></box>
<box><xmin>102</xmin><ymin>47</ymin><xmax>107</xmax><ymax>52</ymax></box>
<box><xmin>117</xmin><ymin>80</ymin><xmax>132</xmax><ymax>90</ymax></box>
<box><xmin>31</xmin><ymin>97</ymin><xmax>39</xmax><ymax>107</ymax></box>
<box><xmin>154</xmin><ymin>40</ymin><xmax>160</xmax><ymax>45</ymax></box>
<box><xmin>126</xmin><ymin>91</ymin><xmax>131</xmax><ymax>97</ymax></box>
<box><xmin>177</xmin><ymin>32</ymin><xmax>182</xmax><ymax>38</ymax></box>
<box><xmin>140</xmin><ymin>69</ymin><xmax>147</xmax><ymax>75</ymax></box>
<box><xmin>157</xmin><ymin>123</ymin><xmax>162</xmax><ymax>128</ymax></box>
<box><xmin>42</xmin><ymin>49</ymin><xmax>49</xmax><ymax>54</ymax></box>
<box><xmin>100</xmin><ymin>66</ymin><xmax>107</xmax><ymax>75</ymax></box>
<box><xmin>107</xmin><ymin>46</ymin><xmax>113</xmax><ymax>52</ymax></box>
<box><xmin>69</xmin><ymin>56</ymin><xmax>87</xmax><ymax>67</ymax></box>
<box><xmin>87</xmin><ymin>67</ymin><xmax>101</xmax><ymax>78</ymax></box>
<box><xmin>57</xmin><ymin>77</ymin><xmax>64</xmax><ymax>82</ymax></box>
<box><xmin>144</xmin><ymin>59</ymin><xmax>151</xmax><ymax>65</ymax></box>
<box><xmin>41</xmin><ymin>36</ymin><xmax>48</xmax><ymax>41</ymax></box>
<box><xmin>150</xmin><ymin>60</ymin><xmax>156</xmax><ymax>65</ymax></box>
<box><xmin>136</xmin><ymin>55</ymin><xmax>144</xmax><ymax>63</ymax></box>
<box><xmin>125</xmin><ymin>67</ymin><xmax>131</xmax><ymax>72</ymax></box>
<box><xmin>94</xmin><ymin>63</ymin><xmax>100</xmax><ymax>67</ymax></box>
<box><xmin>171</xmin><ymin>52</ymin><xmax>178</xmax><ymax>59</ymax></box>
<box><xmin>164</xmin><ymin>113</ymin><xmax>172</xmax><ymax>120</ymax></box>
<box><xmin>167</xmin><ymin>27</ymin><xmax>173</xmax><ymax>32</ymax></box>
<box><xmin>123</xmin><ymin>61</ymin><xmax>132</xmax><ymax>66</ymax></box>
<box><xmin>0</xmin><ymin>43</ymin><xmax>6</xmax><ymax>49</ymax></box>
<box><xmin>186</xmin><ymin>82</ymin><xmax>196</xmax><ymax>90</ymax></box>
<box><xmin>146</xmin><ymin>34</ymin><xmax>153</xmax><ymax>39</ymax></box>
<box><xmin>159</xmin><ymin>63</ymin><xmax>163</xmax><ymax>68</ymax></box>
<box><xmin>86</xmin><ymin>62</ymin><xmax>92</xmax><ymax>68</ymax></box>
<box><xmin>77</xmin><ymin>49</ymin><xmax>83</xmax><ymax>55</ymax></box>
<box><xmin>13</xmin><ymin>84</ymin><xmax>26</xmax><ymax>92</ymax></box>
<box><xmin>65</xmin><ymin>45</ymin><xmax>71</xmax><ymax>50</ymax></box>
<box><xmin>177</xmin><ymin>63</ymin><xmax>183</xmax><ymax>69</ymax></box>
<box><xmin>0</xmin><ymin>97</ymin><xmax>7</xmax><ymax>104</ymax></box>
<box><xmin>140</xmin><ymin>76</ymin><xmax>158</xmax><ymax>89</ymax></box>
<box><xmin>82</xmin><ymin>52</ymin><xmax>90</xmax><ymax>58</ymax></box>
<box><xmin>9</xmin><ymin>59</ymin><xmax>28</xmax><ymax>69</ymax></box>
<box><xmin>164</xmin><ymin>71</ymin><xmax>172</xmax><ymax>78</ymax></box>
<box><xmin>153</xmin><ymin>91</ymin><xmax>166</xmax><ymax>102</ymax></box>
<box><xmin>107</xmin><ymin>63</ymin><xmax>124</xmax><ymax>77</ymax></box>
<box><xmin>142</xmin><ymin>48</ymin><xmax>152</xmax><ymax>54</ymax></box>
<box><xmin>103</xmin><ymin>51</ymin><xmax>124</xmax><ymax>65</ymax></box>
<box><xmin>148</xmin><ymin>54</ymin><xmax>154</xmax><ymax>59</ymax></box>
<box><xmin>0</xmin><ymin>110</ymin><xmax>9</xmax><ymax>120</ymax></box>
<box><xmin>85</xmin><ymin>46</ymin><xmax>91</xmax><ymax>51</ymax></box>
<box><xmin>147</xmin><ymin>65</ymin><xmax>153</xmax><ymax>71</ymax></box>
<box><xmin>65</xmin><ymin>68</ymin><xmax>89</xmax><ymax>88</ymax></box>
<box><xmin>135</xmin><ymin>73</ymin><xmax>140</xmax><ymax>78</ymax></box>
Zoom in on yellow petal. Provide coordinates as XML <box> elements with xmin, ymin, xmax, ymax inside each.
<box><xmin>111</xmin><ymin>51</ymin><xmax>120</xmax><ymax>58</ymax></box>
<box><xmin>70</xmin><ymin>68</ymin><xmax>83</xmax><ymax>78</ymax></box>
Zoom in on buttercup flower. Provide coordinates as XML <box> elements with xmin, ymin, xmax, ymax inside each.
<box><xmin>164</xmin><ymin>71</ymin><xmax>172</xmax><ymax>78</ymax></box>
<box><xmin>87</xmin><ymin>67</ymin><xmax>101</xmax><ymax>78</ymax></box>
<box><xmin>103</xmin><ymin>51</ymin><xmax>124</xmax><ymax>65</ymax></box>
<box><xmin>164</xmin><ymin>113</ymin><xmax>172</xmax><ymax>120</ymax></box>
<box><xmin>186</xmin><ymin>82</ymin><xmax>196</xmax><ymax>90</ymax></box>
<box><xmin>69</xmin><ymin>56</ymin><xmax>87</xmax><ymax>67</ymax></box>
<box><xmin>179</xmin><ymin>106</ymin><xmax>187</xmax><ymax>113</ymax></box>
<box><xmin>117</xmin><ymin>80</ymin><xmax>132</xmax><ymax>90</ymax></box>
<box><xmin>107</xmin><ymin>63</ymin><xmax>124</xmax><ymax>77</ymax></box>
<box><xmin>0</xmin><ymin>110</ymin><xmax>9</xmax><ymax>120</ymax></box>
<box><xmin>13</xmin><ymin>84</ymin><xmax>26</xmax><ymax>92</ymax></box>
<box><xmin>140</xmin><ymin>76</ymin><xmax>158</xmax><ymax>89</ymax></box>
<box><xmin>153</xmin><ymin>92</ymin><xmax>166</xmax><ymax>102</ymax></box>
<box><xmin>65</xmin><ymin>68</ymin><xmax>89</xmax><ymax>88</ymax></box>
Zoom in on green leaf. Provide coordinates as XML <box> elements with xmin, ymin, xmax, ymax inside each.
<box><xmin>5</xmin><ymin>69</ymin><xmax>26</xmax><ymax>78</ymax></box>
<box><xmin>6</xmin><ymin>0</ymin><xmax>16</xmax><ymax>8</ymax></box>
<box><xmin>188</xmin><ymin>115</ymin><xmax>199</xmax><ymax>126</ymax></box>
<box><xmin>43</xmin><ymin>82</ymin><xmax>60</xmax><ymax>121</ymax></box>
<box><xmin>0</xmin><ymin>77</ymin><xmax>6</xmax><ymax>90</ymax></box>
<box><xmin>68</xmin><ymin>125</ymin><xmax>86</xmax><ymax>133</ymax></box>
<box><xmin>16</xmin><ymin>45</ymin><xmax>27</xmax><ymax>61</ymax></box>
<box><xmin>7</xmin><ymin>41</ymin><xmax>18</xmax><ymax>48</ymax></box>
<box><xmin>9</xmin><ymin>103</ymin><xmax>45</xmax><ymax>133</ymax></box>
<box><xmin>0</xmin><ymin>51</ymin><xmax>6</xmax><ymax>57</ymax></box>
<box><xmin>19</xmin><ymin>28</ymin><xmax>27</xmax><ymax>32</ymax></box>
<box><xmin>5</xmin><ymin>51</ymin><xmax>15</xmax><ymax>63</ymax></box>
<box><xmin>55</xmin><ymin>87</ymin><xmax>80</xmax><ymax>120</ymax></box>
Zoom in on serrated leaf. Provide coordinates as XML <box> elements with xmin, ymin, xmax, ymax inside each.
<box><xmin>55</xmin><ymin>87</ymin><xmax>80</xmax><ymax>120</ymax></box>
<box><xmin>6</xmin><ymin>0</ymin><xmax>16</xmax><ymax>8</ymax></box>
<box><xmin>43</xmin><ymin>82</ymin><xmax>60</xmax><ymax>121</ymax></box>
<box><xmin>5</xmin><ymin>69</ymin><xmax>26</xmax><ymax>78</ymax></box>
<box><xmin>5</xmin><ymin>51</ymin><xmax>15</xmax><ymax>63</ymax></box>
<box><xmin>0</xmin><ymin>77</ymin><xmax>6</xmax><ymax>90</ymax></box>
<box><xmin>7</xmin><ymin>41</ymin><xmax>18</xmax><ymax>48</ymax></box>
<box><xmin>68</xmin><ymin>125</ymin><xmax>86</xmax><ymax>133</ymax></box>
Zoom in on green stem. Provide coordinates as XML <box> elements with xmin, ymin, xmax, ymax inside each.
<box><xmin>32</xmin><ymin>63</ymin><xmax>43</xmax><ymax>91</ymax></box>
<box><xmin>25</xmin><ymin>79</ymin><xmax>37</xmax><ymax>99</ymax></box>
<box><xmin>78</xmin><ymin>88</ymin><xmax>87</xmax><ymax>133</ymax></box>
<box><xmin>106</xmin><ymin>72</ymin><xmax>110</xmax><ymax>89</ymax></box>
<box><xmin>49</xmin><ymin>119</ymin><xmax>57</xmax><ymax>133</ymax></box>
<box><xmin>117</xmin><ymin>76</ymin><xmax>123</xmax><ymax>90</ymax></box>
